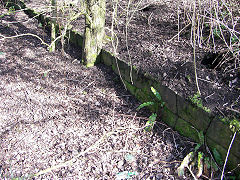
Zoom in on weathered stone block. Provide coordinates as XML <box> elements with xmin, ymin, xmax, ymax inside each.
<box><xmin>154</xmin><ymin>83</ymin><xmax>177</xmax><ymax>114</ymax></box>
<box><xmin>68</xmin><ymin>30</ymin><xmax>77</xmax><ymax>46</ymax></box>
<box><xmin>116</xmin><ymin>60</ymin><xmax>131</xmax><ymax>82</ymax></box>
<box><xmin>206</xmin><ymin>118</ymin><xmax>240</xmax><ymax>158</ymax></box>
<box><xmin>123</xmin><ymin>80</ymin><xmax>136</xmax><ymax>96</ymax></box>
<box><xmin>112</xmin><ymin>62</ymin><xmax>125</xmax><ymax>78</ymax></box>
<box><xmin>159</xmin><ymin>108</ymin><xmax>177</xmax><ymax>128</ymax></box>
<box><xmin>177</xmin><ymin>95</ymin><xmax>211</xmax><ymax>132</ymax></box>
<box><xmin>75</xmin><ymin>33</ymin><xmax>83</xmax><ymax>47</ymax></box>
<box><xmin>232</xmin><ymin>133</ymin><xmax>240</xmax><ymax>159</ymax></box>
<box><xmin>131</xmin><ymin>69</ymin><xmax>149</xmax><ymax>90</ymax></box>
<box><xmin>174</xmin><ymin>118</ymin><xmax>199</xmax><ymax>143</ymax></box>
<box><xmin>101</xmin><ymin>50</ymin><xmax>114</xmax><ymax>66</ymax></box>
<box><xmin>207</xmin><ymin>138</ymin><xmax>240</xmax><ymax>174</ymax></box>
<box><xmin>135</xmin><ymin>87</ymin><xmax>152</xmax><ymax>103</ymax></box>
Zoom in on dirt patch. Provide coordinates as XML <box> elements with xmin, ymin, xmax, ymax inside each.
<box><xmin>0</xmin><ymin>4</ymin><xmax>201</xmax><ymax>179</ymax></box>
<box><xmin>21</xmin><ymin>0</ymin><xmax>240</xmax><ymax>118</ymax></box>
<box><xmin>101</xmin><ymin>0</ymin><xmax>240</xmax><ymax>117</ymax></box>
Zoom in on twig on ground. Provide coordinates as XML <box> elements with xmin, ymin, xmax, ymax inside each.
<box><xmin>226</xmin><ymin>107</ymin><xmax>240</xmax><ymax>114</ymax></box>
<box><xmin>0</xmin><ymin>33</ymin><xmax>49</xmax><ymax>47</ymax></box>
<box><xmin>33</xmin><ymin>127</ymin><xmax>128</xmax><ymax>177</ymax></box>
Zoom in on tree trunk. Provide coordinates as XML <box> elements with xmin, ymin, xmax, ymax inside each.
<box><xmin>49</xmin><ymin>0</ymin><xmax>57</xmax><ymax>52</ymax></box>
<box><xmin>83</xmin><ymin>0</ymin><xmax>106</xmax><ymax>67</ymax></box>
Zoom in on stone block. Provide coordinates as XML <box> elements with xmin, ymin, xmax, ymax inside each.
<box><xmin>132</xmin><ymin>70</ymin><xmax>150</xmax><ymax>90</ymax></box>
<box><xmin>154</xmin><ymin>83</ymin><xmax>177</xmax><ymax>114</ymax></box>
<box><xmin>101</xmin><ymin>50</ymin><xmax>114</xmax><ymax>66</ymax></box>
<box><xmin>159</xmin><ymin>108</ymin><xmax>177</xmax><ymax>128</ymax></box>
<box><xmin>116</xmin><ymin>60</ymin><xmax>131</xmax><ymax>82</ymax></box>
<box><xmin>68</xmin><ymin>30</ymin><xmax>77</xmax><ymax>46</ymax></box>
<box><xmin>206</xmin><ymin>118</ymin><xmax>240</xmax><ymax>158</ymax></box>
<box><xmin>177</xmin><ymin>95</ymin><xmax>211</xmax><ymax>132</ymax></box>
<box><xmin>75</xmin><ymin>33</ymin><xmax>83</xmax><ymax>47</ymax></box>
<box><xmin>232</xmin><ymin>132</ymin><xmax>240</xmax><ymax>159</ymax></box>
<box><xmin>112</xmin><ymin>62</ymin><xmax>124</xmax><ymax>78</ymax></box>
<box><xmin>123</xmin><ymin>80</ymin><xmax>136</xmax><ymax>96</ymax></box>
<box><xmin>174</xmin><ymin>118</ymin><xmax>200</xmax><ymax>143</ymax></box>
<box><xmin>207</xmin><ymin>138</ymin><xmax>240</xmax><ymax>174</ymax></box>
<box><xmin>135</xmin><ymin>87</ymin><xmax>152</xmax><ymax>103</ymax></box>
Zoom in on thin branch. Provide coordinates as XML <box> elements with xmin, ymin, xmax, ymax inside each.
<box><xmin>221</xmin><ymin>131</ymin><xmax>237</xmax><ymax>180</ymax></box>
<box><xmin>33</xmin><ymin>127</ymin><xmax>126</xmax><ymax>177</ymax></box>
<box><xmin>0</xmin><ymin>33</ymin><xmax>49</xmax><ymax>47</ymax></box>
<box><xmin>168</xmin><ymin>23</ymin><xmax>191</xmax><ymax>42</ymax></box>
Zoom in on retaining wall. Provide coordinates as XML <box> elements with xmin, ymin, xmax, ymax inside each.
<box><xmin>6</xmin><ymin>0</ymin><xmax>240</xmax><ymax>174</ymax></box>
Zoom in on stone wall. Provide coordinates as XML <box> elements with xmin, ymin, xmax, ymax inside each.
<box><xmin>99</xmin><ymin>49</ymin><xmax>240</xmax><ymax>172</ymax></box>
<box><xmin>8</xmin><ymin>0</ymin><xmax>240</xmax><ymax>174</ymax></box>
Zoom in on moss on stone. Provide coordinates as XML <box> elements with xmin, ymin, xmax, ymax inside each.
<box><xmin>177</xmin><ymin>96</ymin><xmax>211</xmax><ymax>132</ymax></box>
<box><xmin>175</xmin><ymin>118</ymin><xmax>200</xmax><ymax>143</ymax></box>
<box><xmin>123</xmin><ymin>80</ymin><xmax>136</xmax><ymax>96</ymax></box>
<box><xmin>160</xmin><ymin>108</ymin><xmax>177</xmax><ymax>128</ymax></box>
<box><xmin>207</xmin><ymin>138</ymin><xmax>240</xmax><ymax>174</ymax></box>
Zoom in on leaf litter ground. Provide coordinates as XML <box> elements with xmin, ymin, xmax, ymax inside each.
<box><xmin>0</xmin><ymin>4</ymin><xmax>199</xmax><ymax>179</ymax></box>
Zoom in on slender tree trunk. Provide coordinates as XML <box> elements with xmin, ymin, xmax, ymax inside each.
<box><xmin>83</xmin><ymin>0</ymin><xmax>106</xmax><ymax>67</ymax></box>
<box><xmin>49</xmin><ymin>0</ymin><xmax>57</xmax><ymax>52</ymax></box>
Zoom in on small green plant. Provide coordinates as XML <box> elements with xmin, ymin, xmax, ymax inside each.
<box><xmin>220</xmin><ymin>116</ymin><xmax>240</xmax><ymax>133</ymax></box>
<box><xmin>190</xmin><ymin>92</ymin><xmax>211</xmax><ymax>113</ymax></box>
<box><xmin>0</xmin><ymin>5</ymin><xmax>16</xmax><ymax>18</ymax></box>
<box><xmin>8</xmin><ymin>6</ymin><xmax>16</xmax><ymax>14</ymax></box>
<box><xmin>213</xmin><ymin>27</ymin><xmax>221</xmax><ymax>38</ymax></box>
<box><xmin>137</xmin><ymin>87</ymin><xmax>165</xmax><ymax>132</ymax></box>
<box><xmin>229</xmin><ymin>118</ymin><xmax>240</xmax><ymax>133</ymax></box>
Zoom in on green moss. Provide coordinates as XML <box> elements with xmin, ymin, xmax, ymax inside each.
<box><xmin>175</xmin><ymin>118</ymin><xmax>199</xmax><ymax>143</ymax></box>
<box><xmin>135</xmin><ymin>87</ymin><xmax>152</xmax><ymax>104</ymax></box>
<box><xmin>123</xmin><ymin>80</ymin><xmax>137</xmax><ymax>95</ymax></box>
<box><xmin>86</xmin><ymin>62</ymin><xmax>95</xmax><ymax>67</ymax></box>
<box><xmin>219</xmin><ymin>116</ymin><xmax>240</xmax><ymax>133</ymax></box>
<box><xmin>189</xmin><ymin>92</ymin><xmax>211</xmax><ymax>113</ymax></box>
<box><xmin>161</xmin><ymin>108</ymin><xmax>177</xmax><ymax>128</ymax></box>
<box><xmin>207</xmin><ymin>138</ymin><xmax>240</xmax><ymax>173</ymax></box>
<box><xmin>112</xmin><ymin>64</ymin><xmax>117</xmax><ymax>72</ymax></box>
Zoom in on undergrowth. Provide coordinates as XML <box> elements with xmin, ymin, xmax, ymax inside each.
<box><xmin>137</xmin><ymin>87</ymin><xmax>165</xmax><ymax>132</ymax></box>
<box><xmin>189</xmin><ymin>92</ymin><xmax>211</xmax><ymax>113</ymax></box>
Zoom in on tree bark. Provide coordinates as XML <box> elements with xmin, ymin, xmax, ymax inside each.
<box><xmin>49</xmin><ymin>0</ymin><xmax>57</xmax><ymax>52</ymax></box>
<box><xmin>83</xmin><ymin>0</ymin><xmax>106</xmax><ymax>67</ymax></box>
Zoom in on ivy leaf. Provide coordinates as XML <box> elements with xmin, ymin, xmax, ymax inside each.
<box><xmin>137</xmin><ymin>101</ymin><xmax>154</xmax><ymax>110</ymax></box>
<box><xmin>151</xmin><ymin>87</ymin><xmax>162</xmax><ymax>101</ymax></box>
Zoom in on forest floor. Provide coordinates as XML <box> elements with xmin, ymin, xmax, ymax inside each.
<box><xmin>0</xmin><ymin>0</ymin><xmax>239</xmax><ymax>179</ymax></box>
<box><xmin>0</xmin><ymin>3</ymin><xmax>199</xmax><ymax>180</ymax></box>
<box><xmin>25</xmin><ymin>0</ymin><xmax>240</xmax><ymax>117</ymax></box>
